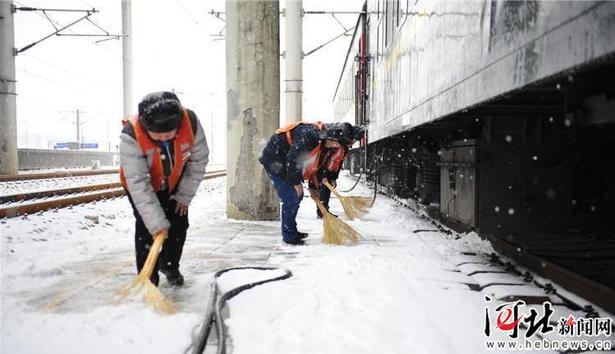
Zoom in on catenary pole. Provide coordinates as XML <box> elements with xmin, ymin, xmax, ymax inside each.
<box><xmin>285</xmin><ymin>0</ymin><xmax>302</xmax><ymax>124</ymax></box>
<box><xmin>0</xmin><ymin>1</ymin><xmax>18</xmax><ymax>174</ymax></box>
<box><xmin>121</xmin><ymin>0</ymin><xmax>133</xmax><ymax>117</ymax></box>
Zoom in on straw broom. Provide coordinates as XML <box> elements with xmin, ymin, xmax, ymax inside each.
<box><xmin>116</xmin><ymin>232</ymin><xmax>176</xmax><ymax>314</ymax></box>
<box><xmin>323</xmin><ymin>180</ymin><xmax>372</xmax><ymax>220</ymax></box>
<box><xmin>312</xmin><ymin>196</ymin><xmax>361</xmax><ymax>245</ymax></box>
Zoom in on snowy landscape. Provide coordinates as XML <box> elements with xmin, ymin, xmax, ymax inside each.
<box><xmin>2</xmin><ymin>1</ymin><xmax>614</xmax><ymax>353</ymax></box>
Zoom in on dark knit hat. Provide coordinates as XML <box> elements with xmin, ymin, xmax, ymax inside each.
<box><xmin>138</xmin><ymin>91</ymin><xmax>182</xmax><ymax>133</ymax></box>
<box><xmin>324</xmin><ymin>122</ymin><xmax>355</xmax><ymax>146</ymax></box>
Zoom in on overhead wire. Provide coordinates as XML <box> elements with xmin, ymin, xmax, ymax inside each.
<box><xmin>14</xmin><ymin>0</ymin><xmax>127</xmax><ymax>63</ymax></box>
<box><xmin>16</xmin><ymin>68</ymin><xmax>83</xmax><ymax>91</ymax></box>
<box><xmin>19</xmin><ymin>53</ymin><xmax>116</xmax><ymax>89</ymax></box>
<box><xmin>13</xmin><ymin>0</ymin><xmax>124</xmax><ymax>126</ymax></box>
<box><xmin>175</xmin><ymin>0</ymin><xmax>202</xmax><ymax>27</ymax></box>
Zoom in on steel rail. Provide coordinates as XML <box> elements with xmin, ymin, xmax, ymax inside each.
<box><xmin>0</xmin><ymin>171</ymin><xmax>226</xmax><ymax>218</ymax></box>
<box><xmin>0</xmin><ymin>188</ymin><xmax>126</xmax><ymax>218</ymax></box>
<box><xmin>0</xmin><ymin>168</ymin><xmax>227</xmax><ymax>182</ymax></box>
<box><xmin>0</xmin><ymin>182</ymin><xmax>122</xmax><ymax>203</ymax></box>
<box><xmin>0</xmin><ymin>169</ymin><xmax>119</xmax><ymax>182</ymax></box>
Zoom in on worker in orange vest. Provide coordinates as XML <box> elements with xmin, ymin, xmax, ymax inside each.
<box><xmin>120</xmin><ymin>91</ymin><xmax>209</xmax><ymax>286</ymax></box>
<box><xmin>310</xmin><ymin>124</ymin><xmax>364</xmax><ymax>217</ymax></box>
<box><xmin>259</xmin><ymin>121</ymin><xmax>356</xmax><ymax>245</ymax></box>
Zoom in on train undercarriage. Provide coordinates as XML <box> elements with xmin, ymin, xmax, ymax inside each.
<box><xmin>348</xmin><ymin>58</ymin><xmax>615</xmax><ymax>312</ymax></box>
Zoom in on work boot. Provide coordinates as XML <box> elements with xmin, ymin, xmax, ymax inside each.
<box><xmin>282</xmin><ymin>235</ymin><xmax>306</xmax><ymax>246</ymax></box>
<box><xmin>160</xmin><ymin>268</ymin><xmax>184</xmax><ymax>286</ymax></box>
<box><xmin>283</xmin><ymin>238</ymin><xmax>306</xmax><ymax>246</ymax></box>
<box><xmin>297</xmin><ymin>231</ymin><xmax>309</xmax><ymax>239</ymax></box>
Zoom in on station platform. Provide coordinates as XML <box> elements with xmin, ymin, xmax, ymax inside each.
<box><xmin>1</xmin><ymin>174</ymin><xmax>613</xmax><ymax>354</ymax></box>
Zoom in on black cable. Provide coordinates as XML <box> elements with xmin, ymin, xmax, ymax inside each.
<box><xmin>339</xmin><ymin>171</ymin><xmax>363</xmax><ymax>193</ymax></box>
<box><xmin>189</xmin><ymin>282</ymin><xmax>218</xmax><ymax>354</ymax></box>
<box><xmin>371</xmin><ymin>157</ymin><xmax>379</xmax><ymax>206</ymax></box>
<box><xmin>190</xmin><ymin>266</ymin><xmax>293</xmax><ymax>354</ymax></box>
<box><xmin>340</xmin><ymin>129</ymin><xmax>368</xmax><ymax>193</ymax></box>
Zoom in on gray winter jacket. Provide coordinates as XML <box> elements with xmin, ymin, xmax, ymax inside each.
<box><xmin>119</xmin><ymin>109</ymin><xmax>209</xmax><ymax>234</ymax></box>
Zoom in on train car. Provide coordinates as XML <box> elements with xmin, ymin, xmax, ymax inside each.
<box><xmin>333</xmin><ymin>1</ymin><xmax>615</xmax><ymax>312</ymax></box>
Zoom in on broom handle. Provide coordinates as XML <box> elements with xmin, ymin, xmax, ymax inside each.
<box><xmin>323</xmin><ymin>180</ymin><xmax>344</xmax><ymax>199</ymax></box>
<box><xmin>311</xmin><ymin>196</ymin><xmax>330</xmax><ymax>215</ymax></box>
<box><xmin>139</xmin><ymin>233</ymin><xmax>165</xmax><ymax>278</ymax></box>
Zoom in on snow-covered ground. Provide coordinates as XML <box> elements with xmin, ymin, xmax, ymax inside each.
<box><xmin>1</xmin><ymin>173</ymin><xmax>613</xmax><ymax>354</ymax></box>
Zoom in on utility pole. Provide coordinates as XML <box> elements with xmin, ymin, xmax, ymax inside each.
<box><xmin>76</xmin><ymin>109</ymin><xmax>81</xmax><ymax>144</ymax></box>
<box><xmin>285</xmin><ymin>0</ymin><xmax>303</xmax><ymax>124</ymax></box>
<box><xmin>122</xmin><ymin>0</ymin><xmax>133</xmax><ymax>117</ymax></box>
<box><xmin>226</xmin><ymin>0</ymin><xmax>280</xmax><ymax>220</ymax></box>
<box><xmin>0</xmin><ymin>2</ymin><xmax>18</xmax><ymax>174</ymax></box>
<box><xmin>61</xmin><ymin>109</ymin><xmax>86</xmax><ymax>146</ymax></box>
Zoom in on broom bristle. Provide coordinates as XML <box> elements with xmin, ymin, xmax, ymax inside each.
<box><xmin>313</xmin><ymin>196</ymin><xmax>362</xmax><ymax>245</ymax></box>
<box><xmin>340</xmin><ymin>196</ymin><xmax>373</xmax><ymax>220</ymax></box>
<box><xmin>116</xmin><ymin>277</ymin><xmax>177</xmax><ymax>314</ymax></box>
<box><xmin>115</xmin><ymin>235</ymin><xmax>176</xmax><ymax>314</ymax></box>
<box><xmin>323</xmin><ymin>181</ymin><xmax>372</xmax><ymax>220</ymax></box>
<box><xmin>321</xmin><ymin>211</ymin><xmax>362</xmax><ymax>245</ymax></box>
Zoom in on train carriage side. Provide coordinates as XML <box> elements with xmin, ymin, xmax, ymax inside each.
<box><xmin>334</xmin><ymin>0</ymin><xmax>615</xmax><ymax>313</ymax></box>
<box><xmin>333</xmin><ymin>5</ymin><xmax>368</xmax><ymax>174</ymax></box>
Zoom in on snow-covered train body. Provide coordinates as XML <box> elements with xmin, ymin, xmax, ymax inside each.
<box><xmin>334</xmin><ymin>1</ymin><xmax>615</xmax><ymax>311</ymax></box>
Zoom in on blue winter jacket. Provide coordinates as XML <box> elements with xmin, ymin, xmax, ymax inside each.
<box><xmin>259</xmin><ymin>124</ymin><xmax>323</xmax><ymax>185</ymax></box>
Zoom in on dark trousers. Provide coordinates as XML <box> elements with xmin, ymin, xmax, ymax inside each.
<box><xmin>311</xmin><ymin>181</ymin><xmax>332</xmax><ymax>216</ymax></box>
<box><xmin>265</xmin><ymin>170</ymin><xmax>303</xmax><ymax>243</ymax></box>
<box><xmin>319</xmin><ymin>184</ymin><xmax>331</xmax><ymax>210</ymax></box>
<box><xmin>127</xmin><ymin>190</ymin><xmax>189</xmax><ymax>284</ymax></box>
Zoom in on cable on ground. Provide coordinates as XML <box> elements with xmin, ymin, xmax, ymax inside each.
<box><xmin>188</xmin><ymin>266</ymin><xmax>293</xmax><ymax>354</ymax></box>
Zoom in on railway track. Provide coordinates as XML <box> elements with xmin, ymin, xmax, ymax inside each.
<box><xmin>0</xmin><ymin>168</ymin><xmax>119</xmax><ymax>182</ymax></box>
<box><xmin>0</xmin><ymin>170</ymin><xmax>226</xmax><ymax>219</ymax></box>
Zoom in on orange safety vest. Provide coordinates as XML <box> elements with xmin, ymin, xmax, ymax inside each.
<box><xmin>275</xmin><ymin>121</ymin><xmax>325</xmax><ymax>184</ymax></box>
<box><xmin>324</xmin><ymin>146</ymin><xmax>346</xmax><ymax>173</ymax></box>
<box><xmin>120</xmin><ymin>110</ymin><xmax>194</xmax><ymax>193</ymax></box>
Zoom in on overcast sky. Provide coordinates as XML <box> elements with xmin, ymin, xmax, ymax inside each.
<box><xmin>13</xmin><ymin>0</ymin><xmax>364</xmax><ymax>163</ymax></box>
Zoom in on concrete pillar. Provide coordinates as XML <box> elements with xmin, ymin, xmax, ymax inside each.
<box><xmin>284</xmin><ymin>0</ymin><xmax>302</xmax><ymax>124</ymax></box>
<box><xmin>0</xmin><ymin>1</ymin><xmax>18</xmax><ymax>174</ymax></box>
<box><xmin>226</xmin><ymin>0</ymin><xmax>280</xmax><ymax>220</ymax></box>
<box><xmin>122</xmin><ymin>0</ymin><xmax>133</xmax><ymax>117</ymax></box>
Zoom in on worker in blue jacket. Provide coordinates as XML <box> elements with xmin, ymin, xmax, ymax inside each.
<box><xmin>259</xmin><ymin>121</ymin><xmax>355</xmax><ymax>245</ymax></box>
